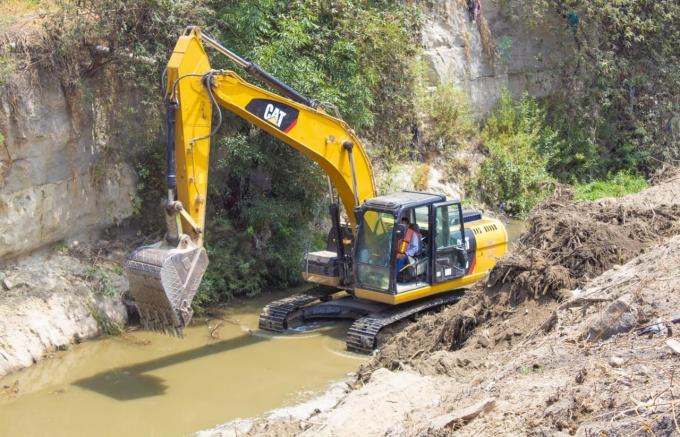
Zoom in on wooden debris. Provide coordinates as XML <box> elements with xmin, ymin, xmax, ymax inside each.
<box><xmin>429</xmin><ymin>398</ymin><xmax>496</xmax><ymax>430</ymax></box>
<box><xmin>666</xmin><ymin>339</ymin><xmax>680</xmax><ymax>355</ymax></box>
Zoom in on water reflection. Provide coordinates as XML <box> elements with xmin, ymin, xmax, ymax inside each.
<box><xmin>0</xmin><ymin>293</ymin><xmax>364</xmax><ymax>437</ymax></box>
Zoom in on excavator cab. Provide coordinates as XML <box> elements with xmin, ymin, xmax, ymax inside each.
<box><xmin>355</xmin><ymin>192</ymin><xmax>465</xmax><ymax>294</ymax></box>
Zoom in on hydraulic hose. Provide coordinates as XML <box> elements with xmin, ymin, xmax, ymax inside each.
<box><xmin>166</xmin><ymin>101</ymin><xmax>178</xmax><ymax>198</ymax></box>
<box><xmin>200</xmin><ymin>31</ymin><xmax>317</xmax><ymax>108</ymax></box>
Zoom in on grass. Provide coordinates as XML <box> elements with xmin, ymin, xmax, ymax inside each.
<box><xmin>84</xmin><ymin>265</ymin><xmax>121</xmax><ymax>297</ymax></box>
<box><xmin>411</xmin><ymin>163</ymin><xmax>430</xmax><ymax>191</ymax></box>
<box><xmin>574</xmin><ymin>172</ymin><xmax>649</xmax><ymax>201</ymax></box>
<box><xmin>0</xmin><ymin>0</ymin><xmax>42</xmax><ymax>28</ymax></box>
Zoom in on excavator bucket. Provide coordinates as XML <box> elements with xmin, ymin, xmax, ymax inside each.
<box><xmin>125</xmin><ymin>241</ymin><xmax>208</xmax><ymax>335</ymax></box>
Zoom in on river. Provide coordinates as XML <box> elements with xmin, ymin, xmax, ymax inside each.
<box><xmin>0</xmin><ymin>293</ymin><xmax>364</xmax><ymax>437</ymax></box>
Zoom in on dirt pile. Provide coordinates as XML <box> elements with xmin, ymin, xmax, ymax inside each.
<box><xmin>489</xmin><ymin>187</ymin><xmax>680</xmax><ymax>300</ymax></box>
<box><xmin>365</xmin><ymin>174</ymin><xmax>680</xmax><ymax>376</ymax></box>
<box><xmin>396</xmin><ymin>233</ymin><xmax>680</xmax><ymax>436</ymax></box>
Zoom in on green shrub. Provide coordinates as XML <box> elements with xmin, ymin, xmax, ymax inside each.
<box><xmin>475</xmin><ymin>90</ymin><xmax>556</xmax><ymax>216</ymax></box>
<box><xmin>213</xmin><ymin>0</ymin><xmax>422</xmax><ymax>147</ymax></box>
<box><xmin>187</xmin><ymin>0</ymin><xmax>424</xmax><ymax>308</ymax></box>
<box><xmin>84</xmin><ymin>265</ymin><xmax>120</xmax><ymax>297</ymax></box>
<box><xmin>513</xmin><ymin>0</ymin><xmax>680</xmax><ymax>178</ymax></box>
<box><xmin>574</xmin><ymin>172</ymin><xmax>648</xmax><ymax>201</ymax></box>
<box><xmin>419</xmin><ymin>86</ymin><xmax>476</xmax><ymax>155</ymax></box>
<box><xmin>411</xmin><ymin>163</ymin><xmax>430</xmax><ymax>191</ymax></box>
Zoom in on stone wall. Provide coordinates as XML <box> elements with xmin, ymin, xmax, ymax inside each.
<box><xmin>422</xmin><ymin>0</ymin><xmax>571</xmax><ymax>116</ymax></box>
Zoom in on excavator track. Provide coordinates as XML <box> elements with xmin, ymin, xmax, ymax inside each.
<box><xmin>258</xmin><ymin>288</ymin><xmax>337</xmax><ymax>332</ymax></box>
<box><xmin>345</xmin><ymin>291</ymin><xmax>465</xmax><ymax>353</ymax></box>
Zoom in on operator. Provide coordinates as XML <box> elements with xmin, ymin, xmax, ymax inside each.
<box><xmin>396</xmin><ymin>217</ymin><xmax>420</xmax><ymax>276</ymax></box>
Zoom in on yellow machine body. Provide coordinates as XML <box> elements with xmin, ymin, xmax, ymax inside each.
<box><xmin>355</xmin><ymin>217</ymin><xmax>507</xmax><ymax>305</ymax></box>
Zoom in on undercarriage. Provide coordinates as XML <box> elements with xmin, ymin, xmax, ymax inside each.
<box><xmin>259</xmin><ymin>288</ymin><xmax>465</xmax><ymax>353</ymax></box>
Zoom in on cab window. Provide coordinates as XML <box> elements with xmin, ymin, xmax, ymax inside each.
<box><xmin>356</xmin><ymin>210</ymin><xmax>395</xmax><ymax>291</ymax></box>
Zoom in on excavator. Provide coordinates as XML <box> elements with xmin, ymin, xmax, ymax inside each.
<box><xmin>124</xmin><ymin>27</ymin><xmax>508</xmax><ymax>353</ymax></box>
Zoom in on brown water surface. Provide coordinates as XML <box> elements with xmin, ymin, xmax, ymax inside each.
<box><xmin>505</xmin><ymin>218</ymin><xmax>527</xmax><ymax>243</ymax></box>
<box><xmin>0</xmin><ymin>293</ymin><xmax>364</xmax><ymax>437</ymax></box>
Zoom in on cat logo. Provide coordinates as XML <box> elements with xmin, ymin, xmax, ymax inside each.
<box><xmin>245</xmin><ymin>99</ymin><xmax>299</xmax><ymax>133</ymax></box>
<box><xmin>263</xmin><ymin>104</ymin><xmax>287</xmax><ymax>128</ymax></box>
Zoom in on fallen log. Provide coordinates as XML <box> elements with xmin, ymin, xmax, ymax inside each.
<box><xmin>429</xmin><ymin>398</ymin><xmax>496</xmax><ymax>430</ymax></box>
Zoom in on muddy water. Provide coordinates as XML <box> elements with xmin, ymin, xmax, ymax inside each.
<box><xmin>0</xmin><ymin>293</ymin><xmax>364</xmax><ymax>437</ymax></box>
<box><xmin>505</xmin><ymin>219</ymin><xmax>527</xmax><ymax>243</ymax></box>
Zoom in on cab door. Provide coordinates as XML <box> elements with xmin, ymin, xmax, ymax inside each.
<box><xmin>432</xmin><ymin>201</ymin><xmax>468</xmax><ymax>283</ymax></box>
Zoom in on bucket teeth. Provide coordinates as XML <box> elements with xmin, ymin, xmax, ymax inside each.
<box><xmin>160</xmin><ymin>312</ymin><xmax>171</xmax><ymax>335</ymax></box>
<box><xmin>124</xmin><ymin>242</ymin><xmax>208</xmax><ymax>337</ymax></box>
<box><xmin>140</xmin><ymin>307</ymin><xmax>150</xmax><ymax>330</ymax></box>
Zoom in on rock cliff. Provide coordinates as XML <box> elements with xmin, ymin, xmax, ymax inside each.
<box><xmin>422</xmin><ymin>0</ymin><xmax>569</xmax><ymax>115</ymax></box>
<box><xmin>0</xmin><ymin>69</ymin><xmax>137</xmax><ymax>260</ymax></box>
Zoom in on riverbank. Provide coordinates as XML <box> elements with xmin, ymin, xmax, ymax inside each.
<box><xmin>0</xmin><ymin>240</ymin><xmax>129</xmax><ymax>378</ymax></box>
<box><xmin>198</xmin><ymin>170</ymin><xmax>680</xmax><ymax>436</ymax></box>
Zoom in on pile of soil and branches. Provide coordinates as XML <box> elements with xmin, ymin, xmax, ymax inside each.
<box><xmin>364</xmin><ymin>175</ymin><xmax>680</xmax><ymax>375</ymax></box>
<box><xmin>488</xmin><ymin>186</ymin><xmax>680</xmax><ymax>301</ymax></box>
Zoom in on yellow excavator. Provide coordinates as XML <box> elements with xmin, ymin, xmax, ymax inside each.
<box><xmin>125</xmin><ymin>27</ymin><xmax>507</xmax><ymax>352</ymax></box>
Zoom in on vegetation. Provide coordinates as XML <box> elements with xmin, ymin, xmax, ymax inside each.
<box><xmin>213</xmin><ymin>0</ymin><xmax>422</xmax><ymax>157</ymax></box>
<box><xmin>471</xmin><ymin>0</ymin><xmax>679</xmax><ymax>212</ymax></box>
<box><xmin>507</xmin><ymin>0</ymin><xmax>680</xmax><ymax>179</ymax></box>
<box><xmin>474</xmin><ymin>91</ymin><xmax>557</xmax><ymax>216</ymax></box>
<box><xmin>574</xmin><ymin>172</ymin><xmax>648</xmax><ymax>201</ymax></box>
<box><xmin>0</xmin><ymin>0</ymin><xmax>41</xmax><ymax>29</ymax></box>
<box><xmin>194</xmin><ymin>0</ymin><xmax>424</xmax><ymax>306</ymax></box>
<box><xmin>83</xmin><ymin>265</ymin><xmax>122</xmax><ymax>298</ymax></box>
<box><xmin>411</xmin><ymin>163</ymin><xmax>430</xmax><ymax>191</ymax></box>
<box><xmin>418</xmin><ymin>86</ymin><xmax>475</xmax><ymax>157</ymax></box>
<box><xmin>87</xmin><ymin>302</ymin><xmax>125</xmax><ymax>336</ymax></box>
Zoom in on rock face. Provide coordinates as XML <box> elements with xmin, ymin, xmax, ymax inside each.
<box><xmin>422</xmin><ymin>0</ymin><xmax>571</xmax><ymax>116</ymax></box>
<box><xmin>0</xmin><ymin>58</ymin><xmax>140</xmax><ymax>376</ymax></box>
<box><xmin>0</xmin><ymin>69</ymin><xmax>137</xmax><ymax>260</ymax></box>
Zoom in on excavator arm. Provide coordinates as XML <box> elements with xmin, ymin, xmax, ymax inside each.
<box><xmin>167</xmin><ymin>27</ymin><xmax>376</xmax><ymax>240</ymax></box>
<box><xmin>125</xmin><ymin>27</ymin><xmax>376</xmax><ymax>333</ymax></box>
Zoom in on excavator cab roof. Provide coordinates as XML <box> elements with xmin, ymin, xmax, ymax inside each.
<box><xmin>362</xmin><ymin>191</ymin><xmax>449</xmax><ymax>211</ymax></box>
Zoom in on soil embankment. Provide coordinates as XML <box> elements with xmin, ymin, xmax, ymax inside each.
<box><xmin>0</xmin><ymin>241</ymin><xmax>129</xmax><ymax>378</ymax></box>
<box><xmin>200</xmin><ymin>170</ymin><xmax>680</xmax><ymax>436</ymax></box>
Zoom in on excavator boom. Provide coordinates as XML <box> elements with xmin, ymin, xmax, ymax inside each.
<box><xmin>125</xmin><ymin>27</ymin><xmax>376</xmax><ymax>333</ymax></box>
